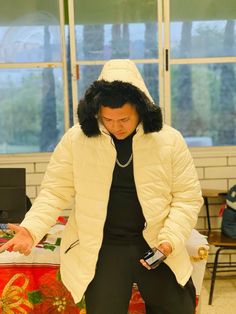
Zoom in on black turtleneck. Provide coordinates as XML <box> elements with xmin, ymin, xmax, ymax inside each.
<box><xmin>103</xmin><ymin>131</ymin><xmax>146</xmax><ymax>244</ymax></box>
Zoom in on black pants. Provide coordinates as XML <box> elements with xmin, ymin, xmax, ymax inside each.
<box><xmin>85</xmin><ymin>238</ymin><xmax>196</xmax><ymax>314</ymax></box>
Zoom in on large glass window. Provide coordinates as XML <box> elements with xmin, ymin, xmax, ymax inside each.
<box><xmin>169</xmin><ymin>0</ymin><xmax>236</xmax><ymax>146</ymax></box>
<box><xmin>0</xmin><ymin>0</ymin><xmax>236</xmax><ymax>153</ymax></box>
<box><xmin>0</xmin><ymin>0</ymin><xmax>67</xmax><ymax>153</ymax></box>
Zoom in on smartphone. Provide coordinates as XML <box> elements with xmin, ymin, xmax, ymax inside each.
<box><xmin>143</xmin><ymin>248</ymin><xmax>166</xmax><ymax>269</ymax></box>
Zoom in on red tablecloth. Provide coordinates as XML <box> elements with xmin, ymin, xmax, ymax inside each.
<box><xmin>0</xmin><ymin>220</ymin><xmax>199</xmax><ymax>313</ymax></box>
<box><xmin>0</xmin><ymin>221</ymin><xmax>145</xmax><ymax>313</ymax></box>
<box><xmin>0</xmin><ymin>265</ymin><xmax>145</xmax><ymax>314</ymax></box>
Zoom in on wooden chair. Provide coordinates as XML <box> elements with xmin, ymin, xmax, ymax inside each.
<box><xmin>200</xmin><ymin>189</ymin><xmax>236</xmax><ymax>305</ymax></box>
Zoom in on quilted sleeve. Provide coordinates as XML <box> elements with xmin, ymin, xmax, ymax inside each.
<box><xmin>20</xmin><ymin>129</ymin><xmax>75</xmax><ymax>244</ymax></box>
<box><xmin>157</xmin><ymin>130</ymin><xmax>203</xmax><ymax>253</ymax></box>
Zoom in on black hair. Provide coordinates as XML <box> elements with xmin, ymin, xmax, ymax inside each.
<box><xmin>77</xmin><ymin>79</ymin><xmax>163</xmax><ymax>137</ymax></box>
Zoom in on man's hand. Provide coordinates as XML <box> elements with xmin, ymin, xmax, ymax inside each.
<box><xmin>158</xmin><ymin>242</ymin><xmax>172</xmax><ymax>256</ymax></box>
<box><xmin>140</xmin><ymin>241</ymin><xmax>172</xmax><ymax>270</ymax></box>
<box><xmin>0</xmin><ymin>224</ymin><xmax>34</xmax><ymax>256</ymax></box>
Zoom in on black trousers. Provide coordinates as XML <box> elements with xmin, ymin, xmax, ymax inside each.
<box><xmin>85</xmin><ymin>238</ymin><xmax>196</xmax><ymax>314</ymax></box>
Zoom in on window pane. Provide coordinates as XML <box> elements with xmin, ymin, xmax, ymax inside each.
<box><xmin>77</xmin><ymin>63</ymin><xmax>159</xmax><ymax>105</ymax></box>
<box><xmin>0</xmin><ymin>68</ymin><xmax>64</xmax><ymax>153</ymax></box>
<box><xmin>0</xmin><ymin>0</ymin><xmax>61</xmax><ymax>62</ymax></box>
<box><xmin>78</xmin><ymin>65</ymin><xmax>103</xmax><ymax>100</ymax></box>
<box><xmin>170</xmin><ymin>0</ymin><xmax>236</xmax><ymax>58</ymax></box>
<box><xmin>171</xmin><ymin>63</ymin><xmax>236</xmax><ymax>146</ymax></box>
<box><xmin>137</xmin><ymin>63</ymin><xmax>159</xmax><ymax>105</ymax></box>
<box><xmin>171</xmin><ymin>20</ymin><xmax>236</xmax><ymax>58</ymax></box>
<box><xmin>74</xmin><ymin>0</ymin><xmax>158</xmax><ymax>60</ymax></box>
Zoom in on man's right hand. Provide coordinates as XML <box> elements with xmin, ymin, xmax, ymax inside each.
<box><xmin>0</xmin><ymin>224</ymin><xmax>34</xmax><ymax>256</ymax></box>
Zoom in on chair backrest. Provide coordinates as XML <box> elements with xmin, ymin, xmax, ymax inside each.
<box><xmin>221</xmin><ymin>185</ymin><xmax>236</xmax><ymax>239</ymax></box>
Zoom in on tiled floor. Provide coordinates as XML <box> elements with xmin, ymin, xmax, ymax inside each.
<box><xmin>199</xmin><ymin>272</ymin><xmax>236</xmax><ymax>314</ymax></box>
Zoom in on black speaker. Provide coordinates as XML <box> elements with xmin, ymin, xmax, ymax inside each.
<box><xmin>0</xmin><ymin>168</ymin><xmax>27</xmax><ymax>223</ymax></box>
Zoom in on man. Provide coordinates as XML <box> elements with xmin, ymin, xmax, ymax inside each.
<box><xmin>0</xmin><ymin>59</ymin><xmax>203</xmax><ymax>314</ymax></box>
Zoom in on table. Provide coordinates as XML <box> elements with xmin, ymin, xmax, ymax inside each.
<box><xmin>0</xmin><ymin>221</ymin><xmax>146</xmax><ymax>313</ymax></box>
<box><xmin>0</xmin><ymin>221</ymin><xmax>207</xmax><ymax>313</ymax></box>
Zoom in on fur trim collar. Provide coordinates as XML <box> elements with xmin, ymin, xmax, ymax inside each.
<box><xmin>77</xmin><ymin>80</ymin><xmax>162</xmax><ymax>137</ymax></box>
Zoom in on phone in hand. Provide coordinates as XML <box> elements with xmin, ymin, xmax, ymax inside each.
<box><xmin>143</xmin><ymin>248</ymin><xmax>166</xmax><ymax>269</ymax></box>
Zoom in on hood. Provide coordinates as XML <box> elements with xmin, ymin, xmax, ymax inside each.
<box><xmin>77</xmin><ymin>59</ymin><xmax>163</xmax><ymax>137</ymax></box>
<box><xmin>98</xmin><ymin>59</ymin><xmax>154</xmax><ymax>102</ymax></box>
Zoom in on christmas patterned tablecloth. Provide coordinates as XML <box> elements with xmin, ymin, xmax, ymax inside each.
<box><xmin>0</xmin><ymin>218</ymin><xmax>145</xmax><ymax>314</ymax></box>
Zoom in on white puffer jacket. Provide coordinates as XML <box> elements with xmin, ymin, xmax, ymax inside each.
<box><xmin>21</xmin><ymin>60</ymin><xmax>203</xmax><ymax>303</ymax></box>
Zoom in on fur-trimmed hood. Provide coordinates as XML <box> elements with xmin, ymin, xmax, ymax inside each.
<box><xmin>77</xmin><ymin>59</ymin><xmax>163</xmax><ymax>137</ymax></box>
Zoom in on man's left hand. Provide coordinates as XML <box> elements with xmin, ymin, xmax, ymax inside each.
<box><xmin>140</xmin><ymin>241</ymin><xmax>172</xmax><ymax>270</ymax></box>
<box><xmin>158</xmin><ymin>241</ymin><xmax>172</xmax><ymax>256</ymax></box>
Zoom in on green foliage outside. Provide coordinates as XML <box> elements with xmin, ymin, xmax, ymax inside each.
<box><xmin>171</xmin><ymin>20</ymin><xmax>236</xmax><ymax>146</ymax></box>
<box><xmin>0</xmin><ymin>74</ymin><xmax>41</xmax><ymax>150</ymax></box>
<box><xmin>0</xmin><ymin>71</ymin><xmax>64</xmax><ymax>153</ymax></box>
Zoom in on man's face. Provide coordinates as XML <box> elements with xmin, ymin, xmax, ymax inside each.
<box><xmin>99</xmin><ymin>102</ymin><xmax>140</xmax><ymax>140</ymax></box>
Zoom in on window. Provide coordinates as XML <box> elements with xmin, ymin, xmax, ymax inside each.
<box><xmin>0</xmin><ymin>0</ymin><xmax>235</xmax><ymax>153</ymax></box>
<box><xmin>169</xmin><ymin>0</ymin><xmax>236</xmax><ymax>146</ymax></box>
<box><xmin>0</xmin><ymin>0</ymin><xmax>68</xmax><ymax>153</ymax></box>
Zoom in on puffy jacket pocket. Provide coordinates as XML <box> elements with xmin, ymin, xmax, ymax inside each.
<box><xmin>64</xmin><ymin>239</ymin><xmax>80</xmax><ymax>254</ymax></box>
